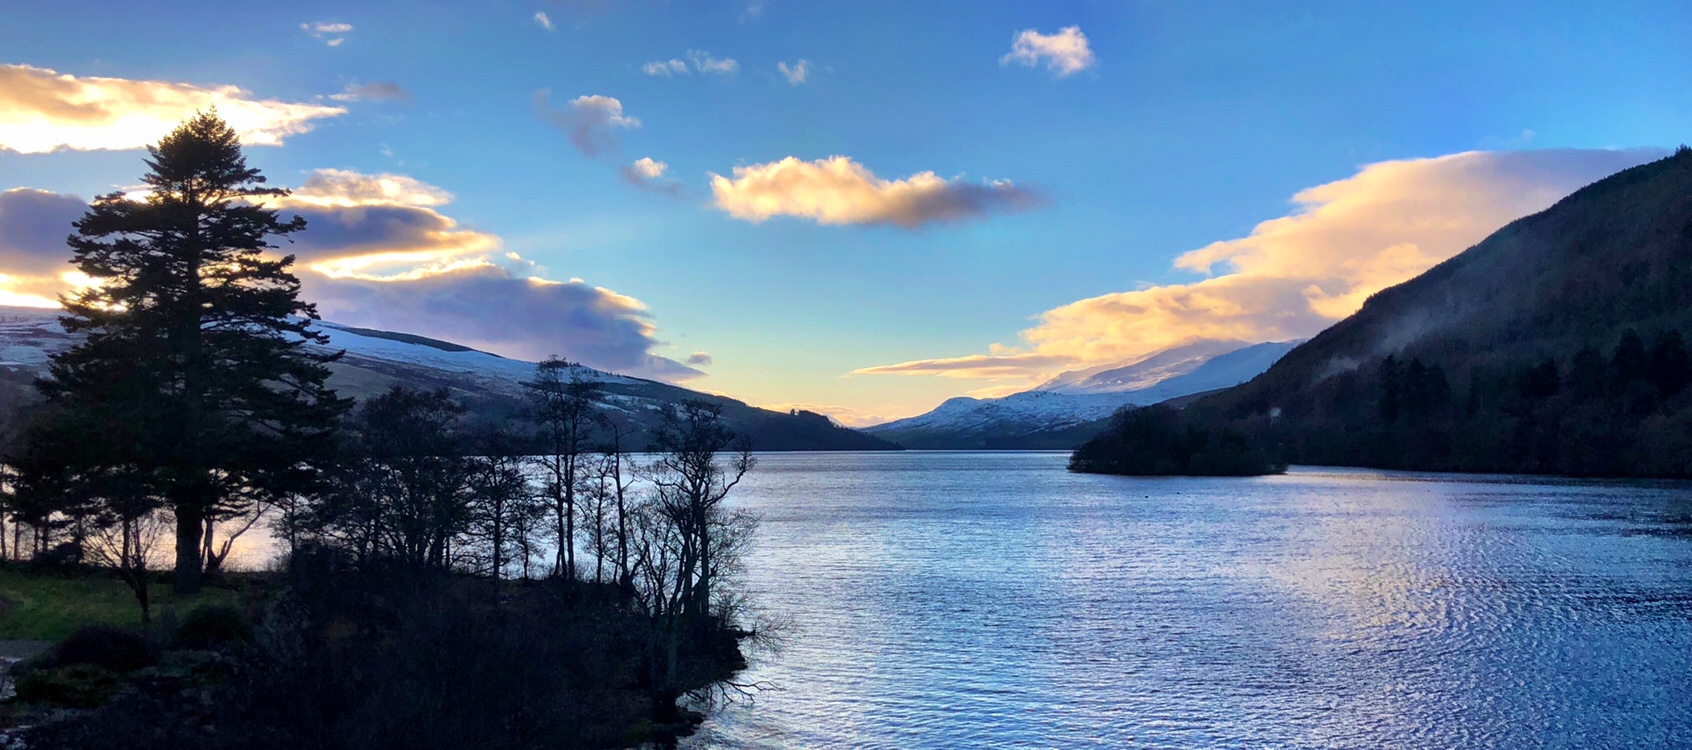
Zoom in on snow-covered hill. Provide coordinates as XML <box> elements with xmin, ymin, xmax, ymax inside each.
<box><xmin>866</xmin><ymin>339</ymin><xmax>1299</xmax><ymax>449</ymax></box>
<box><xmin>0</xmin><ymin>306</ymin><xmax>897</xmax><ymax>451</ymax></box>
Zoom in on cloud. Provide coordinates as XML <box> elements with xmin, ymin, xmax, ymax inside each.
<box><xmin>689</xmin><ymin>50</ymin><xmax>740</xmax><ymax>75</ymax></box>
<box><xmin>686</xmin><ymin>351</ymin><xmax>713</xmax><ymax>366</ymax></box>
<box><xmin>852</xmin><ymin>352</ymin><xmax>1074</xmax><ymax>380</ymax></box>
<box><xmin>301</xmin><ymin>21</ymin><xmax>353</xmax><ymax>46</ymax></box>
<box><xmin>0</xmin><ymin>188</ymin><xmax>88</xmax><ymax>306</ymax></box>
<box><xmin>0</xmin><ymin>64</ymin><xmax>345</xmax><ymax>154</ymax></box>
<box><xmin>306</xmin><ymin>267</ymin><xmax>702</xmax><ymax>381</ymax></box>
<box><xmin>329</xmin><ymin>81</ymin><xmax>412</xmax><ymax>103</ymax></box>
<box><xmin>741</xmin><ymin>1</ymin><xmax>767</xmax><ymax>22</ymax></box>
<box><xmin>285</xmin><ymin>169</ymin><xmax>454</xmax><ymax>209</ymax></box>
<box><xmin>642</xmin><ymin>51</ymin><xmax>739</xmax><ymax>77</ymax></box>
<box><xmin>642</xmin><ymin>59</ymin><xmax>688</xmax><ymax>77</ymax></box>
<box><xmin>709</xmin><ymin>155</ymin><xmax>1041</xmax><ymax>228</ymax></box>
<box><xmin>534</xmin><ymin>90</ymin><xmax>640</xmax><ymax>156</ymax></box>
<box><xmin>855</xmin><ymin>148</ymin><xmax>1663</xmax><ymax>385</ymax></box>
<box><xmin>620</xmin><ymin>157</ymin><xmax>680</xmax><ymax>192</ymax></box>
<box><xmin>1002</xmin><ymin>26</ymin><xmax>1096</xmax><ymax>78</ymax></box>
<box><xmin>777</xmin><ymin>59</ymin><xmax>810</xmax><ymax>85</ymax></box>
<box><xmin>0</xmin><ymin>174</ymin><xmax>700</xmax><ymax>381</ymax></box>
<box><xmin>533</xmin><ymin>11</ymin><xmax>554</xmax><ymax>31</ymax></box>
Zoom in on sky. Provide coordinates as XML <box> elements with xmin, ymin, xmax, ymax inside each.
<box><xmin>2</xmin><ymin>0</ymin><xmax>1690</xmax><ymax>425</ymax></box>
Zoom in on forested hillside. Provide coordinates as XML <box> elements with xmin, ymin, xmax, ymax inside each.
<box><xmin>1075</xmin><ymin>147</ymin><xmax>1692</xmax><ymax>477</ymax></box>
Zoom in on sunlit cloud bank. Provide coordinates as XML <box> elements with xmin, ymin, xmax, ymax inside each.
<box><xmin>0</xmin><ymin>172</ymin><xmax>701</xmax><ymax>381</ymax></box>
<box><xmin>0</xmin><ymin>188</ymin><xmax>89</xmax><ymax>306</ymax></box>
<box><xmin>710</xmin><ymin>155</ymin><xmax>1041</xmax><ymax>228</ymax></box>
<box><xmin>0</xmin><ymin>64</ymin><xmax>345</xmax><ymax>153</ymax></box>
<box><xmin>534</xmin><ymin>91</ymin><xmax>640</xmax><ymax>156</ymax></box>
<box><xmin>855</xmin><ymin>148</ymin><xmax>1663</xmax><ymax>386</ymax></box>
<box><xmin>1002</xmin><ymin>26</ymin><xmax>1095</xmax><ymax>78</ymax></box>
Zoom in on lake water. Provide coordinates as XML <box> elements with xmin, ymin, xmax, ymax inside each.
<box><xmin>683</xmin><ymin>451</ymin><xmax>1692</xmax><ymax>749</ymax></box>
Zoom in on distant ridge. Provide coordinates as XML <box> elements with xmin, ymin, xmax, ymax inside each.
<box><xmin>0</xmin><ymin>306</ymin><xmax>899</xmax><ymax>452</ymax></box>
<box><xmin>867</xmin><ymin>339</ymin><xmax>1298</xmax><ymax>449</ymax></box>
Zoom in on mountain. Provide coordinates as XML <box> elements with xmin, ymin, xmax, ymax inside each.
<box><xmin>1075</xmin><ymin>147</ymin><xmax>1692</xmax><ymax>477</ymax></box>
<box><xmin>0</xmin><ymin>307</ymin><xmax>899</xmax><ymax>452</ymax></box>
<box><xmin>865</xmin><ymin>339</ymin><xmax>1298</xmax><ymax>449</ymax></box>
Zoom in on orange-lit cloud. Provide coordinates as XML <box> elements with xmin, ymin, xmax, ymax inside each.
<box><xmin>1002</xmin><ymin>26</ymin><xmax>1095</xmax><ymax>78</ymax></box>
<box><xmin>0</xmin><ymin>64</ymin><xmax>344</xmax><ymax>154</ymax></box>
<box><xmin>855</xmin><ymin>148</ymin><xmax>1664</xmax><ymax>386</ymax></box>
<box><xmin>710</xmin><ymin>155</ymin><xmax>1040</xmax><ymax>228</ymax></box>
<box><xmin>0</xmin><ymin>173</ymin><xmax>702</xmax><ymax>381</ymax></box>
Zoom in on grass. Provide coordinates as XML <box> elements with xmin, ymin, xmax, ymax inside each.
<box><xmin>0</xmin><ymin>567</ymin><xmax>242</xmax><ymax>641</ymax></box>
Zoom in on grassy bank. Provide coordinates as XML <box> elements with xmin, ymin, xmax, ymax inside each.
<box><xmin>0</xmin><ymin>567</ymin><xmax>242</xmax><ymax>641</ymax></box>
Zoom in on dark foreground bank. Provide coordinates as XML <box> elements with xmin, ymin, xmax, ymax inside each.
<box><xmin>4</xmin><ymin>555</ymin><xmax>747</xmax><ymax>750</ymax></box>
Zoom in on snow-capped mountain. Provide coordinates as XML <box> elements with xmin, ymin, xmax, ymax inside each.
<box><xmin>865</xmin><ymin>339</ymin><xmax>1300</xmax><ymax>449</ymax></box>
<box><xmin>0</xmin><ymin>306</ymin><xmax>897</xmax><ymax>451</ymax></box>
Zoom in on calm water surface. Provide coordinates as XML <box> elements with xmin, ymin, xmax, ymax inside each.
<box><xmin>684</xmin><ymin>451</ymin><xmax>1692</xmax><ymax>749</ymax></box>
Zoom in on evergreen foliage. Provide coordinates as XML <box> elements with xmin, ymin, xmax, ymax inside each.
<box><xmin>31</xmin><ymin>111</ymin><xmax>348</xmax><ymax>594</ymax></box>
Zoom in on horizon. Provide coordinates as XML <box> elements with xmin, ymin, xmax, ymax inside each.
<box><xmin>4</xmin><ymin>1</ymin><xmax>1691</xmax><ymax>425</ymax></box>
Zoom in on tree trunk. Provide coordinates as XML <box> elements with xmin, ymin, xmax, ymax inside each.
<box><xmin>174</xmin><ymin>505</ymin><xmax>205</xmax><ymax>595</ymax></box>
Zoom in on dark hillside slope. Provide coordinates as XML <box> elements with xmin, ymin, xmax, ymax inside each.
<box><xmin>1079</xmin><ymin>147</ymin><xmax>1692</xmax><ymax>476</ymax></box>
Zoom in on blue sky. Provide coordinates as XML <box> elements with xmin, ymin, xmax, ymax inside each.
<box><xmin>2</xmin><ymin>1</ymin><xmax>1690</xmax><ymax>423</ymax></box>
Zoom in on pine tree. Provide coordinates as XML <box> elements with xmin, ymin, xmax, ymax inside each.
<box><xmin>39</xmin><ymin>111</ymin><xmax>349</xmax><ymax>594</ymax></box>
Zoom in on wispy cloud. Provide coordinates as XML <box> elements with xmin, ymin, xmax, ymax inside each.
<box><xmin>534</xmin><ymin>90</ymin><xmax>641</xmax><ymax>156</ymax></box>
<box><xmin>710</xmin><ymin>155</ymin><xmax>1041</xmax><ymax>228</ymax></box>
<box><xmin>533</xmin><ymin>11</ymin><xmax>554</xmax><ymax>31</ymax></box>
<box><xmin>642</xmin><ymin>59</ymin><xmax>688</xmax><ymax>77</ymax></box>
<box><xmin>329</xmin><ymin>81</ymin><xmax>412</xmax><ymax>103</ymax></box>
<box><xmin>690</xmin><ymin>50</ymin><xmax>740</xmax><ymax>75</ymax></box>
<box><xmin>777</xmin><ymin>59</ymin><xmax>810</xmax><ymax>85</ymax></box>
<box><xmin>301</xmin><ymin>21</ymin><xmax>353</xmax><ymax>46</ymax></box>
<box><xmin>0</xmin><ymin>64</ymin><xmax>344</xmax><ymax>154</ymax></box>
<box><xmin>642</xmin><ymin>50</ymin><xmax>740</xmax><ymax>77</ymax></box>
<box><xmin>854</xmin><ymin>148</ymin><xmax>1664</xmax><ymax>386</ymax></box>
<box><xmin>1002</xmin><ymin>26</ymin><xmax>1095</xmax><ymax>78</ymax></box>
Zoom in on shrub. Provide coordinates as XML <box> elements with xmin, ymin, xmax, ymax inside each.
<box><xmin>172</xmin><ymin>605</ymin><xmax>252</xmax><ymax>650</ymax></box>
<box><xmin>13</xmin><ymin>663</ymin><xmax>122</xmax><ymax>708</ymax></box>
<box><xmin>46</xmin><ymin>625</ymin><xmax>157</xmax><ymax>673</ymax></box>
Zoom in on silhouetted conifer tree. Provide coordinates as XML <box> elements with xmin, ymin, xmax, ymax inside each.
<box><xmin>39</xmin><ymin>112</ymin><xmax>348</xmax><ymax>594</ymax></box>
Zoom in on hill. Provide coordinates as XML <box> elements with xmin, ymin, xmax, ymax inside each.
<box><xmin>867</xmin><ymin>340</ymin><xmax>1297</xmax><ymax>449</ymax></box>
<box><xmin>1074</xmin><ymin>147</ymin><xmax>1692</xmax><ymax>476</ymax></box>
<box><xmin>0</xmin><ymin>307</ymin><xmax>899</xmax><ymax>453</ymax></box>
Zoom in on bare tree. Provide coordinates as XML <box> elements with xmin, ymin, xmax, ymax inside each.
<box><xmin>83</xmin><ymin>467</ymin><xmax>167</xmax><ymax>622</ymax></box>
<box><xmin>525</xmin><ymin>357</ymin><xmax>600</xmax><ymax>580</ymax></box>
<box><xmin>467</xmin><ymin>426</ymin><xmax>535</xmax><ymax>580</ymax></box>
<box><xmin>647</xmin><ymin>400</ymin><xmax>755</xmax><ymax>618</ymax></box>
